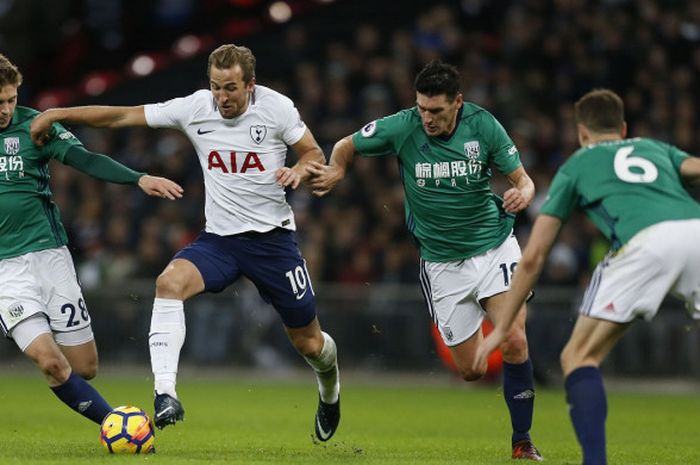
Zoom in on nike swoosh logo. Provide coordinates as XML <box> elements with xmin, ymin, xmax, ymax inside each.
<box><xmin>156</xmin><ymin>406</ymin><xmax>175</xmax><ymax>418</ymax></box>
<box><xmin>295</xmin><ymin>288</ymin><xmax>308</xmax><ymax>301</ymax></box>
<box><xmin>197</xmin><ymin>128</ymin><xmax>215</xmax><ymax>135</ymax></box>
<box><xmin>316</xmin><ymin>417</ymin><xmax>331</xmax><ymax>440</ymax></box>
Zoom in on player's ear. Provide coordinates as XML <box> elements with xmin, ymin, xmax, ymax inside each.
<box><xmin>247</xmin><ymin>77</ymin><xmax>256</xmax><ymax>92</ymax></box>
<box><xmin>577</xmin><ymin>123</ymin><xmax>589</xmax><ymax>146</ymax></box>
<box><xmin>620</xmin><ymin>122</ymin><xmax>627</xmax><ymax>139</ymax></box>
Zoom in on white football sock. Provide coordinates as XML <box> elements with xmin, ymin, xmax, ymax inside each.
<box><xmin>304</xmin><ymin>331</ymin><xmax>340</xmax><ymax>404</ymax></box>
<box><xmin>149</xmin><ymin>298</ymin><xmax>185</xmax><ymax>399</ymax></box>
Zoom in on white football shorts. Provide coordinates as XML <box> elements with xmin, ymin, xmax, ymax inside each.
<box><xmin>580</xmin><ymin>219</ymin><xmax>700</xmax><ymax>323</ymax></box>
<box><xmin>420</xmin><ymin>234</ymin><xmax>523</xmax><ymax>346</ymax></box>
<box><xmin>0</xmin><ymin>246</ymin><xmax>94</xmax><ymax>350</ymax></box>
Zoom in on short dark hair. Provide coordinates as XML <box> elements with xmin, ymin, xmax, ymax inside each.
<box><xmin>207</xmin><ymin>44</ymin><xmax>256</xmax><ymax>83</ymax></box>
<box><xmin>414</xmin><ymin>60</ymin><xmax>460</xmax><ymax>101</ymax></box>
<box><xmin>0</xmin><ymin>53</ymin><xmax>22</xmax><ymax>88</ymax></box>
<box><xmin>574</xmin><ymin>89</ymin><xmax>625</xmax><ymax>133</ymax></box>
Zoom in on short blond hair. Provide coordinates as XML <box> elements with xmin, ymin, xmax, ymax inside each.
<box><xmin>207</xmin><ymin>44</ymin><xmax>256</xmax><ymax>83</ymax></box>
<box><xmin>0</xmin><ymin>54</ymin><xmax>22</xmax><ymax>88</ymax></box>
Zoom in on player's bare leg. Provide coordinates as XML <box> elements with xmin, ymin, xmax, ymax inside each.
<box><xmin>561</xmin><ymin>316</ymin><xmax>629</xmax><ymax>465</ymax></box>
<box><xmin>484</xmin><ymin>294</ymin><xmax>542</xmax><ymax>461</ymax></box>
<box><xmin>287</xmin><ymin>318</ymin><xmax>340</xmax><ymax>441</ymax></box>
<box><xmin>447</xmin><ymin>326</ymin><xmax>486</xmax><ymax>380</ymax></box>
<box><xmin>446</xmin><ymin>308</ymin><xmax>541</xmax><ymax>460</ymax></box>
<box><xmin>149</xmin><ymin>258</ymin><xmax>204</xmax><ymax>429</ymax></box>
<box><xmin>560</xmin><ymin>316</ymin><xmax>628</xmax><ymax>376</ymax></box>
<box><xmin>22</xmin><ymin>331</ymin><xmax>111</xmax><ymax>424</ymax></box>
<box><xmin>24</xmin><ymin>333</ymin><xmax>73</xmax><ymax>386</ymax></box>
<box><xmin>61</xmin><ymin>339</ymin><xmax>99</xmax><ymax>380</ymax></box>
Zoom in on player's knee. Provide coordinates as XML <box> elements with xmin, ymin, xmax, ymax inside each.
<box><xmin>155</xmin><ymin>272</ymin><xmax>185</xmax><ymax>299</ymax></box>
<box><xmin>293</xmin><ymin>336</ymin><xmax>324</xmax><ymax>359</ymax></box>
<box><xmin>37</xmin><ymin>354</ymin><xmax>71</xmax><ymax>384</ymax></box>
<box><xmin>73</xmin><ymin>358</ymin><xmax>98</xmax><ymax>380</ymax></box>
<box><xmin>297</xmin><ymin>341</ymin><xmax>323</xmax><ymax>359</ymax></box>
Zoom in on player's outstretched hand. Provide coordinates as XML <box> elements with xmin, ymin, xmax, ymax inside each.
<box><xmin>473</xmin><ymin>326</ymin><xmax>506</xmax><ymax>373</ymax></box>
<box><xmin>306</xmin><ymin>161</ymin><xmax>344</xmax><ymax>197</ymax></box>
<box><xmin>276</xmin><ymin>166</ymin><xmax>304</xmax><ymax>189</ymax></box>
<box><xmin>502</xmin><ymin>187</ymin><xmax>529</xmax><ymax>213</ymax></box>
<box><xmin>30</xmin><ymin>111</ymin><xmax>54</xmax><ymax>146</ymax></box>
<box><xmin>138</xmin><ymin>175</ymin><xmax>184</xmax><ymax>200</ymax></box>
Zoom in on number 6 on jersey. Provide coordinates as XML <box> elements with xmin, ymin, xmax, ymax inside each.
<box><xmin>614</xmin><ymin>146</ymin><xmax>658</xmax><ymax>183</ymax></box>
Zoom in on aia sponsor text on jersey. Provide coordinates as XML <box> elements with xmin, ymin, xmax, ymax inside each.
<box><xmin>207</xmin><ymin>150</ymin><xmax>265</xmax><ymax>173</ymax></box>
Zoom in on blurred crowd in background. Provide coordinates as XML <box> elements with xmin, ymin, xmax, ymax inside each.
<box><xmin>3</xmin><ymin>0</ymin><xmax>700</xmax><ymax>291</ymax></box>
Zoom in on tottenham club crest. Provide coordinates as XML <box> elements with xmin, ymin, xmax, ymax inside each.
<box><xmin>4</xmin><ymin>137</ymin><xmax>20</xmax><ymax>155</ymax></box>
<box><xmin>464</xmin><ymin>140</ymin><xmax>480</xmax><ymax>160</ymax></box>
<box><xmin>250</xmin><ymin>125</ymin><xmax>267</xmax><ymax>144</ymax></box>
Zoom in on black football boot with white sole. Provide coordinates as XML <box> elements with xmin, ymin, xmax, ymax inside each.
<box><xmin>314</xmin><ymin>396</ymin><xmax>340</xmax><ymax>441</ymax></box>
<box><xmin>153</xmin><ymin>393</ymin><xmax>185</xmax><ymax>429</ymax></box>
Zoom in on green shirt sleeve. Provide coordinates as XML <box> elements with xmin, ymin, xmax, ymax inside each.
<box><xmin>41</xmin><ymin>122</ymin><xmax>84</xmax><ymax>162</ymax></box>
<box><xmin>352</xmin><ymin>111</ymin><xmax>411</xmax><ymax>157</ymax></box>
<box><xmin>667</xmin><ymin>143</ymin><xmax>690</xmax><ymax>172</ymax></box>
<box><xmin>480</xmin><ymin>111</ymin><xmax>521</xmax><ymax>175</ymax></box>
<box><xmin>63</xmin><ymin>146</ymin><xmax>145</xmax><ymax>185</ymax></box>
<box><xmin>36</xmin><ymin>119</ymin><xmax>144</xmax><ymax>184</ymax></box>
<box><xmin>539</xmin><ymin>168</ymin><xmax>579</xmax><ymax>222</ymax></box>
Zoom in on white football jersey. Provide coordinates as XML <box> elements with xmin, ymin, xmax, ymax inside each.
<box><xmin>144</xmin><ymin>85</ymin><xmax>306</xmax><ymax>235</ymax></box>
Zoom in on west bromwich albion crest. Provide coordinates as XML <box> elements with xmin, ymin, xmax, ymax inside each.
<box><xmin>4</xmin><ymin>137</ymin><xmax>20</xmax><ymax>155</ymax></box>
<box><xmin>464</xmin><ymin>140</ymin><xmax>480</xmax><ymax>160</ymax></box>
<box><xmin>250</xmin><ymin>125</ymin><xmax>267</xmax><ymax>144</ymax></box>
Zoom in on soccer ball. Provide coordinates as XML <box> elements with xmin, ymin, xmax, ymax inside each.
<box><xmin>99</xmin><ymin>406</ymin><xmax>155</xmax><ymax>454</ymax></box>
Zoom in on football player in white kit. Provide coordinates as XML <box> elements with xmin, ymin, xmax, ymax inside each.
<box><xmin>31</xmin><ymin>44</ymin><xmax>341</xmax><ymax>441</ymax></box>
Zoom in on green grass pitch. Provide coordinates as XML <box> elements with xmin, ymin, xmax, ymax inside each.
<box><xmin>0</xmin><ymin>372</ymin><xmax>697</xmax><ymax>464</ymax></box>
